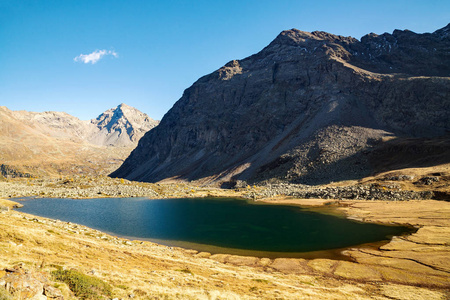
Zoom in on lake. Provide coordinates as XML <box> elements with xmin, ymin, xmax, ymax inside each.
<box><xmin>17</xmin><ymin>197</ymin><xmax>412</xmax><ymax>258</ymax></box>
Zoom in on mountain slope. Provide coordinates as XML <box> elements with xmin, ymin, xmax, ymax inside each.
<box><xmin>111</xmin><ymin>24</ymin><xmax>450</xmax><ymax>185</ymax></box>
<box><xmin>0</xmin><ymin>104</ymin><xmax>158</xmax><ymax>177</ymax></box>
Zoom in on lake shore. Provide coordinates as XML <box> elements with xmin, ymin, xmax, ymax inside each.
<box><xmin>1</xmin><ymin>184</ymin><xmax>449</xmax><ymax>299</ymax></box>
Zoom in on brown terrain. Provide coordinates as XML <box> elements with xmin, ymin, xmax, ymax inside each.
<box><xmin>0</xmin><ymin>104</ymin><xmax>158</xmax><ymax>178</ymax></box>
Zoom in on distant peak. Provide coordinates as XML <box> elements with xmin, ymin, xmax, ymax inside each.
<box><xmin>116</xmin><ymin>103</ymin><xmax>130</xmax><ymax>109</ymax></box>
<box><xmin>276</xmin><ymin>29</ymin><xmax>318</xmax><ymax>42</ymax></box>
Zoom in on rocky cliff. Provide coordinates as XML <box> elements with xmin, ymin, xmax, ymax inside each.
<box><xmin>0</xmin><ymin>104</ymin><xmax>158</xmax><ymax>177</ymax></box>
<box><xmin>111</xmin><ymin>24</ymin><xmax>450</xmax><ymax>185</ymax></box>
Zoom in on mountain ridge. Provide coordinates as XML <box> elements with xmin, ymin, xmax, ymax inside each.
<box><xmin>111</xmin><ymin>24</ymin><xmax>450</xmax><ymax>185</ymax></box>
<box><xmin>0</xmin><ymin>104</ymin><xmax>158</xmax><ymax>177</ymax></box>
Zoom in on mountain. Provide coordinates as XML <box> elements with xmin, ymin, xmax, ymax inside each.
<box><xmin>89</xmin><ymin>103</ymin><xmax>159</xmax><ymax>147</ymax></box>
<box><xmin>111</xmin><ymin>24</ymin><xmax>450</xmax><ymax>185</ymax></box>
<box><xmin>0</xmin><ymin>104</ymin><xmax>158</xmax><ymax>177</ymax></box>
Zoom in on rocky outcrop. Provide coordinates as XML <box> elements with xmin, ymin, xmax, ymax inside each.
<box><xmin>0</xmin><ymin>164</ymin><xmax>32</xmax><ymax>178</ymax></box>
<box><xmin>0</xmin><ymin>264</ymin><xmax>55</xmax><ymax>300</ymax></box>
<box><xmin>111</xmin><ymin>24</ymin><xmax>450</xmax><ymax>185</ymax></box>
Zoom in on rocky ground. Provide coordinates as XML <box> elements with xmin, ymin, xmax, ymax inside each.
<box><xmin>1</xmin><ymin>164</ymin><xmax>448</xmax><ymax>201</ymax></box>
<box><xmin>244</xmin><ymin>164</ymin><xmax>450</xmax><ymax>201</ymax></box>
<box><xmin>244</xmin><ymin>182</ymin><xmax>435</xmax><ymax>201</ymax></box>
<box><xmin>0</xmin><ymin>176</ymin><xmax>238</xmax><ymax>199</ymax></box>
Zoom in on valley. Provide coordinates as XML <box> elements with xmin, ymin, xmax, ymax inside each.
<box><xmin>1</xmin><ymin>22</ymin><xmax>450</xmax><ymax>300</ymax></box>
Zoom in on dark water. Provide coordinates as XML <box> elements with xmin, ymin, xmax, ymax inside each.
<box><xmin>17</xmin><ymin>197</ymin><xmax>411</xmax><ymax>255</ymax></box>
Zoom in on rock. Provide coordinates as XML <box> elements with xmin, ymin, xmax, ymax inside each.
<box><xmin>3</xmin><ymin>272</ymin><xmax>46</xmax><ymax>299</ymax></box>
<box><xmin>386</xmin><ymin>175</ymin><xmax>415</xmax><ymax>181</ymax></box>
<box><xmin>43</xmin><ymin>285</ymin><xmax>63</xmax><ymax>300</ymax></box>
<box><xmin>418</xmin><ymin>176</ymin><xmax>440</xmax><ymax>185</ymax></box>
<box><xmin>87</xmin><ymin>269</ymin><xmax>97</xmax><ymax>275</ymax></box>
<box><xmin>111</xmin><ymin>24</ymin><xmax>450</xmax><ymax>185</ymax></box>
<box><xmin>5</xmin><ymin>264</ymin><xmax>25</xmax><ymax>274</ymax></box>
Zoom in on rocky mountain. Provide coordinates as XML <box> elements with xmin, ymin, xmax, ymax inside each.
<box><xmin>0</xmin><ymin>104</ymin><xmax>158</xmax><ymax>177</ymax></box>
<box><xmin>88</xmin><ymin>103</ymin><xmax>159</xmax><ymax>147</ymax></box>
<box><xmin>111</xmin><ymin>24</ymin><xmax>450</xmax><ymax>185</ymax></box>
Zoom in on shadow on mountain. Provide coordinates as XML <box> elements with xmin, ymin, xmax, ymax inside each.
<box><xmin>250</xmin><ymin>135</ymin><xmax>450</xmax><ymax>186</ymax></box>
<box><xmin>368</xmin><ymin>135</ymin><xmax>450</xmax><ymax>174</ymax></box>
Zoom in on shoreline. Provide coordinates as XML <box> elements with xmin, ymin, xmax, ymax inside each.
<box><xmin>11</xmin><ymin>196</ymin><xmax>398</xmax><ymax>261</ymax></box>
<box><xmin>4</xmin><ymin>195</ymin><xmax>434</xmax><ymax>261</ymax></box>
<box><xmin>1</xmin><ymin>186</ymin><xmax>449</xmax><ymax>299</ymax></box>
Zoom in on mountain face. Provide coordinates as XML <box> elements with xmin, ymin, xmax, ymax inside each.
<box><xmin>89</xmin><ymin>103</ymin><xmax>159</xmax><ymax>147</ymax></box>
<box><xmin>111</xmin><ymin>24</ymin><xmax>450</xmax><ymax>185</ymax></box>
<box><xmin>0</xmin><ymin>104</ymin><xmax>158</xmax><ymax>177</ymax></box>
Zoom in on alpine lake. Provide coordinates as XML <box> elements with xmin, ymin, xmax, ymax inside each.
<box><xmin>17</xmin><ymin>197</ymin><xmax>414</xmax><ymax>259</ymax></box>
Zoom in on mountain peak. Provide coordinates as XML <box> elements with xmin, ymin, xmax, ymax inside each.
<box><xmin>271</xmin><ymin>28</ymin><xmax>357</xmax><ymax>47</ymax></box>
<box><xmin>89</xmin><ymin>104</ymin><xmax>159</xmax><ymax>147</ymax></box>
<box><xmin>117</xmin><ymin>103</ymin><xmax>130</xmax><ymax>110</ymax></box>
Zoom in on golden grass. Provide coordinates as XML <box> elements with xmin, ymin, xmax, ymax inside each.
<box><xmin>0</xmin><ymin>198</ymin><xmax>449</xmax><ymax>299</ymax></box>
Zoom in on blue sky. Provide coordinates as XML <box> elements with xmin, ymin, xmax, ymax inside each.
<box><xmin>1</xmin><ymin>0</ymin><xmax>449</xmax><ymax>120</ymax></box>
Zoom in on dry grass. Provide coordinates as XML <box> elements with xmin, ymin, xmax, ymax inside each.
<box><xmin>0</xmin><ymin>197</ymin><xmax>449</xmax><ymax>299</ymax></box>
<box><xmin>0</xmin><ymin>287</ymin><xmax>13</xmax><ymax>300</ymax></box>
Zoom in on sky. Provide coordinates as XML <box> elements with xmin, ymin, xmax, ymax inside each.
<box><xmin>1</xmin><ymin>0</ymin><xmax>449</xmax><ymax>121</ymax></box>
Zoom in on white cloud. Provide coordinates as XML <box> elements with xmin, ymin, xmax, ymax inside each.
<box><xmin>74</xmin><ymin>49</ymin><xmax>118</xmax><ymax>64</ymax></box>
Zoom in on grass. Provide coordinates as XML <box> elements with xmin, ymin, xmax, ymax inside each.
<box><xmin>133</xmin><ymin>289</ymin><xmax>147</xmax><ymax>296</ymax></box>
<box><xmin>52</xmin><ymin>268</ymin><xmax>112</xmax><ymax>300</ymax></box>
<box><xmin>252</xmin><ymin>279</ymin><xmax>269</xmax><ymax>284</ymax></box>
<box><xmin>116</xmin><ymin>284</ymin><xmax>128</xmax><ymax>290</ymax></box>
<box><xmin>0</xmin><ymin>287</ymin><xmax>12</xmax><ymax>300</ymax></box>
<box><xmin>176</xmin><ymin>268</ymin><xmax>193</xmax><ymax>275</ymax></box>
